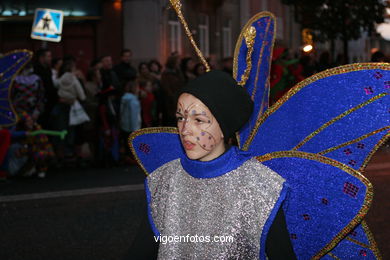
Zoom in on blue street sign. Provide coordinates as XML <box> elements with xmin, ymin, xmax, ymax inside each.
<box><xmin>31</xmin><ymin>8</ymin><xmax>64</xmax><ymax>42</ymax></box>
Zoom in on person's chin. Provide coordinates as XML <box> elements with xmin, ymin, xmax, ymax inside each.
<box><xmin>185</xmin><ymin>150</ymin><xmax>203</xmax><ymax>161</ymax></box>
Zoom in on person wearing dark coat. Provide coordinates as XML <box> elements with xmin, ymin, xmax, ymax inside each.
<box><xmin>33</xmin><ymin>48</ymin><xmax>57</xmax><ymax>128</ymax></box>
<box><xmin>113</xmin><ymin>49</ymin><xmax>137</xmax><ymax>89</ymax></box>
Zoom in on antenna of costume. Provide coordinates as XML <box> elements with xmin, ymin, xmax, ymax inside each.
<box><xmin>169</xmin><ymin>0</ymin><xmax>211</xmax><ymax>72</ymax></box>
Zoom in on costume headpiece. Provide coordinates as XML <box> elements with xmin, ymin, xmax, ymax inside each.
<box><xmin>129</xmin><ymin>2</ymin><xmax>389</xmax><ymax>258</ymax></box>
<box><xmin>0</xmin><ymin>50</ymin><xmax>32</xmax><ymax>127</ymax></box>
<box><xmin>179</xmin><ymin>70</ymin><xmax>253</xmax><ymax>140</ymax></box>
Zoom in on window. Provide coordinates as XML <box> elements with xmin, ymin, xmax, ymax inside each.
<box><xmin>198</xmin><ymin>14</ymin><xmax>209</xmax><ymax>57</ymax></box>
<box><xmin>168</xmin><ymin>11</ymin><xmax>182</xmax><ymax>54</ymax></box>
<box><xmin>222</xmin><ymin>19</ymin><xmax>232</xmax><ymax>57</ymax></box>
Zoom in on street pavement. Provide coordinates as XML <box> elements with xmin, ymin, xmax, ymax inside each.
<box><xmin>0</xmin><ymin>148</ymin><xmax>388</xmax><ymax>260</ymax></box>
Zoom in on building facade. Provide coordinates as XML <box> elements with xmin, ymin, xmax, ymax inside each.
<box><xmin>123</xmin><ymin>0</ymin><xmax>301</xmax><ymax>66</ymax></box>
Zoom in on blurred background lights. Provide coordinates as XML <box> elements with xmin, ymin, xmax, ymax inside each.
<box><xmin>377</xmin><ymin>21</ymin><xmax>390</xmax><ymax>41</ymax></box>
<box><xmin>303</xmin><ymin>44</ymin><xmax>313</xmax><ymax>52</ymax></box>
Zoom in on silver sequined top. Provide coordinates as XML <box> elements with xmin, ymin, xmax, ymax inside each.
<box><xmin>146</xmin><ymin>157</ymin><xmax>285</xmax><ymax>260</ymax></box>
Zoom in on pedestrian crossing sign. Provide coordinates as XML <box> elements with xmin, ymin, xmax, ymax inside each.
<box><xmin>31</xmin><ymin>8</ymin><xmax>64</xmax><ymax>42</ymax></box>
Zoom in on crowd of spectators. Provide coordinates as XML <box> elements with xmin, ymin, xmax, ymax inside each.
<box><xmin>0</xmin><ymin>47</ymin><xmax>387</xmax><ymax>180</ymax></box>
<box><xmin>0</xmin><ymin>48</ymin><xmax>216</xmax><ymax>179</ymax></box>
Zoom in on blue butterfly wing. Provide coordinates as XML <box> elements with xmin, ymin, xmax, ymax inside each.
<box><xmin>247</xmin><ymin>64</ymin><xmax>389</xmax><ymax>174</ymax></box>
<box><xmin>0</xmin><ymin>50</ymin><xmax>32</xmax><ymax>126</ymax></box>
<box><xmin>259</xmin><ymin>152</ymin><xmax>380</xmax><ymax>259</ymax></box>
<box><xmin>326</xmin><ymin>221</ymin><xmax>380</xmax><ymax>259</ymax></box>
<box><xmin>233</xmin><ymin>12</ymin><xmax>276</xmax><ymax>149</ymax></box>
<box><xmin>129</xmin><ymin>127</ymin><xmax>185</xmax><ymax>175</ymax></box>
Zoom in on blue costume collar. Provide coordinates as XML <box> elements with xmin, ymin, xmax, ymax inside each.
<box><xmin>180</xmin><ymin>146</ymin><xmax>251</xmax><ymax>179</ymax></box>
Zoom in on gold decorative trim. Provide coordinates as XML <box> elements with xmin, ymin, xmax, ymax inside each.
<box><xmin>241</xmin><ymin>17</ymin><xmax>274</xmax><ymax>150</ymax></box>
<box><xmin>359</xmin><ymin>132</ymin><xmax>390</xmax><ymax>173</ymax></box>
<box><xmin>242</xmin><ymin>63</ymin><xmax>390</xmax><ymax>151</ymax></box>
<box><xmin>0</xmin><ymin>49</ymin><xmax>33</xmax><ymax>128</ymax></box>
<box><xmin>345</xmin><ymin>237</ymin><xmax>370</xmax><ymax>249</ymax></box>
<box><xmin>232</xmin><ymin>11</ymin><xmax>276</xmax><ymax>149</ymax></box>
<box><xmin>327</xmin><ymin>252</ymin><xmax>340</xmax><ymax>260</ymax></box>
<box><xmin>251</xmin><ymin>18</ymin><xmax>272</xmax><ymax>101</ymax></box>
<box><xmin>256</xmin><ymin>150</ymin><xmax>373</xmax><ymax>259</ymax></box>
<box><xmin>168</xmin><ymin>0</ymin><xmax>210</xmax><ymax>72</ymax></box>
<box><xmin>293</xmin><ymin>93</ymin><xmax>387</xmax><ymax>150</ymax></box>
<box><xmin>233</xmin><ymin>11</ymin><xmax>276</xmax><ymax>80</ymax></box>
<box><xmin>318</xmin><ymin>126</ymin><xmax>390</xmax><ymax>155</ymax></box>
<box><xmin>237</xmin><ymin>26</ymin><xmax>256</xmax><ymax>86</ymax></box>
<box><xmin>361</xmin><ymin>220</ymin><xmax>382</xmax><ymax>259</ymax></box>
<box><xmin>128</xmin><ymin>127</ymin><xmax>179</xmax><ymax>176</ymax></box>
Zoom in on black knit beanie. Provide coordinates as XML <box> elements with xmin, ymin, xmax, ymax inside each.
<box><xmin>178</xmin><ymin>70</ymin><xmax>253</xmax><ymax>140</ymax></box>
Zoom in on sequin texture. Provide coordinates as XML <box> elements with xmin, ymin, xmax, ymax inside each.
<box><xmin>147</xmin><ymin>158</ymin><xmax>285</xmax><ymax>259</ymax></box>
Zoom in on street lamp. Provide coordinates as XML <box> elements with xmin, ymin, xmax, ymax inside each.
<box><xmin>302</xmin><ymin>28</ymin><xmax>314</xmax><ymax>53</ymax></box>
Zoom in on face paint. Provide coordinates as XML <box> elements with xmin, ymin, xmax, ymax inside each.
<box><xmin>176</xmin><ymin>93</ymin><xmax>225</xmax><ymax>161</ymax></box>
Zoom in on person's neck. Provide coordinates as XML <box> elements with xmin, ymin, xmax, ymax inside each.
<box><xmin>180</xmin><ymin>146</ymin><xmax>250</xmax><ymax>179</ymax></box>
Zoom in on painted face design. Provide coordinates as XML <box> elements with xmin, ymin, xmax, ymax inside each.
<box><xmin>176</xmin><ymin>93</ymin><xmax>225</xmax><ymax>161</ymax></box>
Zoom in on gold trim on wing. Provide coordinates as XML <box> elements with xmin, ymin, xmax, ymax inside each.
<box><xmin>318</xmin><ymin>126</ymin><xmax>390</xmax><ymax>155</ymax></box>
<box><xmin>240</xmin><ymin>18</ymin><xmax>274</xmax><ymax>150</ymax></box>
<box><xmin>0</xmin><ymin>49</ymin><xmax>33</xmax><ymax>128</ymax></box>
<box><xmin>256</xmin><ymin>150</ymin><xmax>373</xmax><ymax>259</ymax></box>
<box><xmin>232</xmin><ymin>11</ymin><xmax>276</xmax><ymax>149</ymax></box>
<box><xmin>361</xmin><ymin>220</ymin><xmax>382</xmax><ymax>259</ymax></box>
<box><xmin>292</xmin><ymin>93</ymin><xmax>387</xmax><ymax>151</ymax></box>
<box><xmin>327</xmin><ymin>252</ymin><xmax>340</xmax><ymax>260</ymax></box>
<box><xmin>168</xmin><ymin>0</ymin><xmax>210</xmax><ymax>72</ymax></box>
<box><xmin>128</xmin><ymin>127</ymin><xmax>179</xmax><ymax>176</ymax></box>
<box><xmin>345</xmin><ymin>237</ymin><xmax>370</xmax><ymax>249</ymax></box>
<box><xmin>233</xmin><ymin>11</ymin><xmax>276</xmax><ymax>80</ymax></box>
<box><xmin>360</xmin><ymin>132</ymin><xmax>390</xmax><ymax>173</ymax></box>
<box><xmin>251</xmin><ymin>19</ymin><xmax>272</xmax><ymax>101</ymax></box>
<box><xmin>243</xmin><ymin>63</ymin><xmax>390</xmax><ymax>151</ymax></box>
<box><xmin>237</xmin><ymin>26</ymin><xmax>256</xmax><ymax>86</ymax></box>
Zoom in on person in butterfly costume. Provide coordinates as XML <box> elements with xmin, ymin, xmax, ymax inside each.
<box><xmin>129</xmin><ymin>11</ymin><xmax>389</xmax><ymax>260</ymax></box>
<box><xmin>0</xmin><ymin>51</ymin><xmax>33</xmax><ymax>179</ymax></box>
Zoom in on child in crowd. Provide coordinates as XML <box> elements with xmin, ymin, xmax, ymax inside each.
<box><xmin>139</xmin><ymin>80</ymin><xmax>156</xmax><ymax>127</ymax></box>
<box><xmin>120</xmin><ymin>81</ymin><xmax>141</xmax><ymax>163</ymax></box>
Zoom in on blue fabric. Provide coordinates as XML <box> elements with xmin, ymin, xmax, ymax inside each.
<box><xmin>263</xmin><ymin>155</ymin><xmax>368</xmax><ymax>259</ymax></box>
<box><xmin>0</xmin><ymin>51</ymin><xmax>32</xmax><ymax>126</ymax></box>
<box><xmin>247</xmin><ymin>69</ymin><xmax>390</xmax><ymax>175</ymax></box>
<box><xmin>324</xmin><ymin>131</ymin><xmax>386</xmax><ymax>170</ymax></box>
<box><xmin>259</xmin><ymin>182</ymin><xmax>290</xmax><ymax>260</ymax></box>
<box><xmin>131</xmin><ymin>129</ymin><xmax>185</xmax><ymax>174</ymax></box>
<box><xmin>330</xmin><ymin>238</ymin><xmax>376</xmax><ymax>259</ymax></box>
<box><xmin>236</xmin><ymin>14</ymin><xmax>274</xmax><ymax>148</ymax></box>
<box><xmin>180</xmin><ymin>146</ymin><xmax>251</xmax><ymax>178</ymax></box>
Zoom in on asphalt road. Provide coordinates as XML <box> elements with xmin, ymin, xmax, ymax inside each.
<box><xmin>0</xmin><ymin>149</ymin><xmax>388</xmax><ymax>260</ymax></box>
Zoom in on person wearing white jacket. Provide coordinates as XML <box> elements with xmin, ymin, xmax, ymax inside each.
<box><xmin>58</xmin><ymin>61</ymin><xmax>86</xmax><ymax>102</ymax></box>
